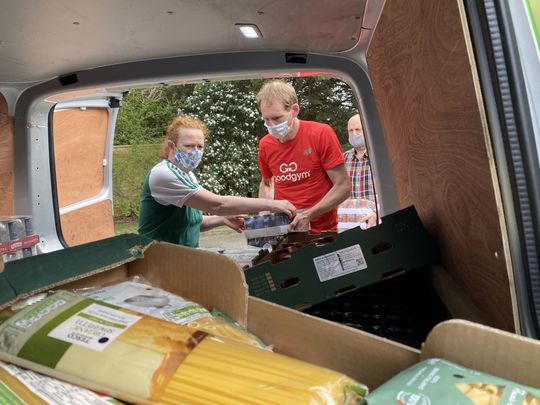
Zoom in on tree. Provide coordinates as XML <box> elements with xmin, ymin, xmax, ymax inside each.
<box><xmin>181</xmin><ymin>82</ymin><xmax>263</xmax><ymax>196</ymax></box>
<box><xmin>291</xmin><ymin>76</ymin><xmax>358</xmax><ymax>144</ymax></box>
<box><xmin>115</xmin><ymin>85</ymin><xmax>195</xmax><ymax>145</ymax></box>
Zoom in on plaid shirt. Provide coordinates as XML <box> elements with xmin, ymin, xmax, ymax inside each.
<box><xmin>343</xmin><ymin>148</ymin><xmax>375</xmax><ymax>201</ymax></box>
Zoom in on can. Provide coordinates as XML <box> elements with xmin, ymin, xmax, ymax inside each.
<box><xmin>0</xmin><ymin>221</ymin><xmax>9</xmax><ymax>244</ymax></box>
<box><xmin>7</xmin><ymin>219</ymin><xmax>25</xmax><ymax>241</ymax></box>
<box><xmin>20</xmin><ymin>216</ymin><xmax>34</xmax><ymax>236</ymax></box>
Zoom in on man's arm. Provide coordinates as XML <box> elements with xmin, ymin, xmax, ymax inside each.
<box><xmin>257</xmin><ymin>177</ymin><xmax>274</xmax><ymax>215</ymax></box>
<box><xmin>258</xmin><ymin>177</ymin><xmax>274</xmax><ymax>199</ymax></box>
<box><xmin>289</xmin><ymin>164</ymin><xmax>350</xmax><ymax>230</ymax></box>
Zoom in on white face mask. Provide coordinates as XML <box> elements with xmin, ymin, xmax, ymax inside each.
<box><xmin>264</xmin><ymin>120</ymin><xmax>290</xmax><ymax>142</ymax></box>
<box><xmin>349</xmin><ymin>132</ymin><xmax>366</xmax><ymax>149</ymax></box>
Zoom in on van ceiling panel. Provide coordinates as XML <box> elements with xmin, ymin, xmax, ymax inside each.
<box><xmin>0</xmin><ymin>0</ymin><xmax>366</xmax><ymax>83</ymax></box>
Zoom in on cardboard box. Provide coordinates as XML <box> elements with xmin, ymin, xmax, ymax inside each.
<box><xmin>0</xmin><ymin>233</ymin><xmax>419</xmax><ymax>402</ymax></box>
<box><xmin>1</xmin><ymin>233</ymin><xmax>539</xmax><ymax>404</ymax></box>
<box><xmin>244</xmin><ymin>205</ymin><xmax>439</xmax><ymax>310</ymax></box>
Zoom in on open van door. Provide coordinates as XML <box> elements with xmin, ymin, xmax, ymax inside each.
<box><xmin>47</xmin><ymin>92</ymin><xmax>122</xmax><ymax>248</ymax></box>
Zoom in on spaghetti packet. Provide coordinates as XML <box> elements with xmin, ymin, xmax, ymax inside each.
<box><xmin>0</xmin><ymin>290</ymin><xmax>368</xmax><ymax>405</ymax></box>
<box><xmin>77</xmin><ymin>276</ymin><xmax>267</xmax><ymax>349</ymax></box>
<box><xmin>0</xmin><ymin>360</ymin><xmax>123</xmax><ymax>405</ymax></box>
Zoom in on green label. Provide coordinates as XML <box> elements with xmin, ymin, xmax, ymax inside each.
<box><xmin>17</xmin><ymin>299</ymin><xmax>95</xmax><ymax>368</ymax></box>
<box><xmin>78</xmin><ymin>312</ymin><xmax>129</xmax><ymax>329</ymax></box>
<box><xmin>0</xmin><ymin>381</ymin><xmax>25</xmax><ymax>405</ymax></box>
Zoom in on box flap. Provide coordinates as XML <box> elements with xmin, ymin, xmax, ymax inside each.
<box><xmin>421</xmin><ymin>319</ymin><xmax>540</xmax><ymax>388</ymax></box>
<box><xmin>127</xmin><ymin>242</ymin><xmax>249</xmax><ymax>327</ymax></box>
<box><xmin>247</xmin><ymin>296</ymin><xmax>420</xmax><ymax>389</ymax></box>
<box><xmin>0</xmin><ymin>234</ymin><xmax>153</xmax><ymax>309</ymax></box>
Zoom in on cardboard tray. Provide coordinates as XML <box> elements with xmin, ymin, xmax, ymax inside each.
<box><xmin>245</xmin><ymin>206</ymin><xmax>439</xmax><ymax>310</ymax></box>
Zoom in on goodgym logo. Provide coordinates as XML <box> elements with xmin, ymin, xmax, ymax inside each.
<box><xmin>279</xmin><ymin>162</ymin><xmax>298</xmax><ymax>173</ymax></box>
<box><xmin>275</xmin><ymin>161</ymin><xmax>310</xmax><ymax>183</ymax></box>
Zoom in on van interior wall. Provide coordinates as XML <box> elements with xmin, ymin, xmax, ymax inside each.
<box><xmin>53</xmin><ymin>108</ymin><xmax>115</xmax><ymax>246</ymax></box>
<box><xmin>366</xmin><ymin>0</ymin><xmax>514</xmax><ymax>331</ymax></box>
<box><xmin>0</xmin><ymin>92</ymin><xmax>14</xmax><ymax>216</ymax></box>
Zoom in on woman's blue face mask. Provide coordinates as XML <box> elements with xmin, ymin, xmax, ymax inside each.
<box><xmin>175</xmin><ymin>147</ymin><xmax>203</xmax><ymax>171</ymax></box>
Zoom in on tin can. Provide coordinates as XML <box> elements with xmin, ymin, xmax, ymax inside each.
<box><xmin>20</xmin><ymin>216</ymin><xmax>34</xmax><ymax>236</ymax></box>
<box><xmin>0</xmin><ymin>222</ymin><xmax>10</xmax><ymax>244</ymax></box>
<box><xmin>7</xmin><ymin>219</ymin><xmax>25</xmax><ymax>241</ymax></box>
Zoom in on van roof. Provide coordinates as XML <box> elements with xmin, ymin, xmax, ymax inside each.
<box><xmin>0</xmin><ymin>0</ymin><xmax>373</xmax><ymax>83</ymax></box>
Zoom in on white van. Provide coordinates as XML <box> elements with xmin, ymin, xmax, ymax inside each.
<box><xmin>0</xmin><ymin>0</ymin><xmax>539</xmax><ymax>341</ymax></box>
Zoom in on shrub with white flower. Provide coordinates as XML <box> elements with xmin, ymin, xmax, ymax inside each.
<box><xmin>181</xmin><ymin>82</ymin><xmax>263</xmax><ymax>196</ymax></box>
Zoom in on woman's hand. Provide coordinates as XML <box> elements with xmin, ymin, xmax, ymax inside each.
<box><xmin>271</xmin><ymin>200</ymin><xmax>297</xmax><ymax>218</ymax></box>
<box><xmin>223</xmin><ymin>216</ymin><xmax>245</xmax><ymax>233</ymax></box>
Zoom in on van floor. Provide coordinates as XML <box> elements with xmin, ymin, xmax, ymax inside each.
<box><xmin>304</xmin><ymin>268</ymin><xmax>451</xmax><ymax>349</ymax></box>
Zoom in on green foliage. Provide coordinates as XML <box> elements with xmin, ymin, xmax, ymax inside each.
<box><xmin>291</xmin><ymin>76</ymin><xmax>358</xmax><ymax>144</ymax></box>
<box><xmin>115</xmin><ymin>85</ymin><xmax>195</xmax><ymax>145</ymax></box>
<box><xmin>113</xmin><ymin>144</ymin><xmax>160</xmax><ymax>218</ymax></box>
<box><xmin>112</xmin><ymin>77</ymin><xmax>358</xmax><ymax>219</ymax></box>
<box><xmin>180</xmin><ymin>81</ymin><xmax>263</xmax><ymax>196</ymax></box>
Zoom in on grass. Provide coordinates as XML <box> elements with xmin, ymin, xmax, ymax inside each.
<box><xmin>114</xmin><ymin>217</ymin><xmax>138</xmax><ymax>235</ymax></box>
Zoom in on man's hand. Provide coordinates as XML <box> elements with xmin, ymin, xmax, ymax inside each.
<box><xmin>223</xmin><ymin>216</ymin><xmax>245</xmax><ymax>233</ymax></box>
<box><xmin>288</xmin><ymin>210</ymin><xmax>311</xmax><ymax>231</ymax></box>
<box><xmin>361</xmin><ymin>211</ymin><xmax>378</xmax><ymax>229</ymax></box>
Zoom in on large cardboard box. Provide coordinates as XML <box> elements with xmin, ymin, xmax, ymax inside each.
<box><xmin>0</xmin><ymin>234</ymin><xmax>539</xmax><ymax>403</ymax></box>
<box><xmin>245</xmin><ymin>206</ymin><xmax>439</xmax><ymax>310</ymax></box>
<box><xmin>0</xmin><ymin>234</ymin><xmax>419</xmax><ymax>402</ymax></box>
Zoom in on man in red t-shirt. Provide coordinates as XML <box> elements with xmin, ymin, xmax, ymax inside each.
<box><xmin>256</xmin><ymin>80</ymin><xmax>351</xmax><ymax>232</ymax></box>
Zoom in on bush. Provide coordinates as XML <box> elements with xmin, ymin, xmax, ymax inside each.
<box><xmin>113</xmin><ymin>144</ymin><xmax>160</xmax><ymax>219</ymax></box>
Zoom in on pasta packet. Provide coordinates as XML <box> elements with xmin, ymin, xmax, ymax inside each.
<box><xmin>74</xmin><ymin>276</ymin><xmax>268</xmax><ymax>349</ymax></box>
<box><xmin>0</xmin><ymin>360</ymin><xmax>123</xmax><ymax>405</ymax></box>
<box><xmin>364</xmin><ymin>358</ymin><xmax>540</xmax><ymax>404</ymax></box>
<box><xmin>0</xmin><ymin>290</ymin><xmax>368</xmax><ymax>405</ymax></box>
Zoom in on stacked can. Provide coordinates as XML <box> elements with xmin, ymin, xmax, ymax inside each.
<box><xmin>244</xmin><ymin>213</ymin><xmax>290</xmax><ymax>248</ymax></box>
<box><xmin>1</xmin><ymin>215</ymin><xmax>37</xmax><ymax>263</ymax></box>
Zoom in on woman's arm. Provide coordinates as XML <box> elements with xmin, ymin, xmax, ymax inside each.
<box><xmin>187</xmin><ymin>188</ymin><xmax>296</xmax><ymax>217</ymax></box>
<box><xmin>200</xmin><ymin>215</ymin><xmax>244</xmax><ymax>233</ymax></box>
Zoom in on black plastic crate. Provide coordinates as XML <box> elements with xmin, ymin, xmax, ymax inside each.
<box><xmin>304</xmin><ymin>267</ymin><xmax>450</xmax><ymax>348</ymax></box>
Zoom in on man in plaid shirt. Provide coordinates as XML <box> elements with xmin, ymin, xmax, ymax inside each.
<box><xmin>343</xmin><ymin>114</ymin><xmax>377</xmax><ymax>227</ymax></box>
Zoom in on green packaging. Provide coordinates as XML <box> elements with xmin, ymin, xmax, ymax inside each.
<box><xmin>364</xmin><ymin>358</ymin><xmax>540</xmax><ymax>404</ymax></box>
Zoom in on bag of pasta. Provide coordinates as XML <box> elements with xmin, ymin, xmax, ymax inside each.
<box><xmin>0</xmin><ymin>290</ymin><xmax>367</xmax><ymax>405</ymax></box>
<box><xmin>364</xmin><ymin>358</ymin><xmax>540</xmax><ymax>405</ymax></box>
<box><xmin>0</xmin><ymin>360</ymin><xmax>123</xmax><ymax>404</ymax></box>
<box><xmin>76</xmin><ymin>276</ymin><xmax>267</xmax><ymax>349</ymax></box>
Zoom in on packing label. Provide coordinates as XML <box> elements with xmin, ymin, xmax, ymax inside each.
<box><xmin>0</xmin><ymin>361</ymin><xmax>117</xmax><ymax>404</ymax></box>
<box><xmin>313</xmin><ymin>244</ymin><xmax>367</xmax><ymax>282</ymax></box>
<box><xmin>48</xmin><ymin>304</ymin><xmax>141</xmax><ymax>352</ymax></box>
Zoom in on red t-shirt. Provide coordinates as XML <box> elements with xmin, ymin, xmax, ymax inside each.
<box><xmin>258</xmin><ymin>120</ymin><xmax>345</xmax><ymax>232</ymax></box>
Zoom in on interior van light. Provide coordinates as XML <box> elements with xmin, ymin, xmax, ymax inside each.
<box><xmin>236</xmin><ymin>24</ymin><xmax>262</xmax><ymax>39</ymax></box>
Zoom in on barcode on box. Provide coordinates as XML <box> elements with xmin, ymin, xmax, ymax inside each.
<box><xmin>313</xmin><ymin>244</ymin><xmax>367</xmax><ymax>282</ymax></box>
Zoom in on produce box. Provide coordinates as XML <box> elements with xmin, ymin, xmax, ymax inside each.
<box><xmin>0</xmin><ymin>234</ymin><xmax>539</xmax><ymax>402</ymax></box>
<box><xmin>244</xmin><ymin>205</ymin><xmax>439</xmax><ymax>310</ymax></box>
<box><xmin>0</xmin><ymin>233</ymin><xmax>416</xmax><ymax>403</ymax></box>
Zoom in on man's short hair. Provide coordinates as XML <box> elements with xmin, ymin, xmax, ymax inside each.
<box><xmin>256</xmin><ymin>80</ymin><xmax>298</xmax><ymax>110</ymax></box>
